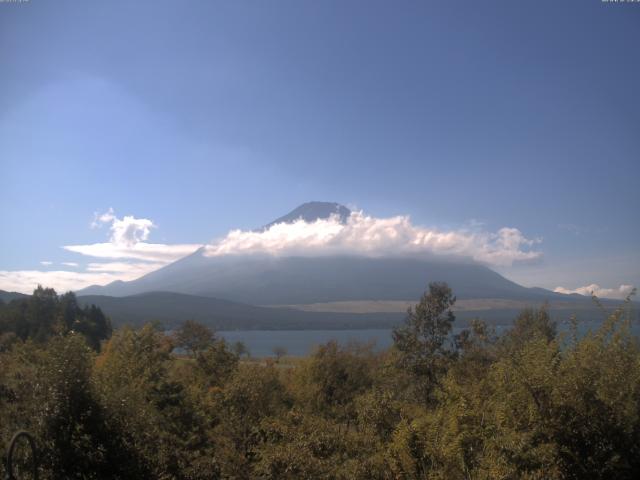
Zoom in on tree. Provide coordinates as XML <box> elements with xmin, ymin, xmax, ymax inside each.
<box><xmin>26</xmin><ymin>285</ymin><xmax>58</xmax><ymax>342</ymax></box>
<box><xmin>0</xmin><ymin>334</ymin><xmax>140</xmax><ymax>478</ymax></box>
<box><xmin>272</xmin><ymin>345</ymin><xmax>287</xmax><ymax>362</ymax></box>
<box><xmin>196</xmin><ymin>339</ymin><xmax>239</xmax><ymax>387</ymax></box>
<box><xmin>173</xmin><ymin>320</ymin><xmax>215</xmax><ymax>358</ymax></box>
<box><xmin>0</xmin><ymin>287</ymin><xmax>111</xmax><ymax>349</ymax></box>
<box><xmin>392</xmin><ymin>282</ymin><xmax>456</xmax><ymax>405</ymax></box>
<box><xmin>215</xmin><ymin>364</ymin><xmax>288</xmax><ymax>478</ymax></box>
<box><xmin>499</xmin><ymin>305</ymin><xmax>556</xmax><ymax>353</ymax></box>
<box><xmin>233</xmin><ymin>341</ymin><xmax>249</xmax><ymax>358</ymax></box>
<box><xmin>95</xmin><ymin>324</ymin><xmax>214</xmax><ymax>479</ymax></box>
<box><xmin>293</xmin><ymin>340</ymin><xmax>375</xmax><ymax>422</ymax></box>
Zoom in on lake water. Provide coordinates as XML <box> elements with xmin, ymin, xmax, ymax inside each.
<box><xmin>219</xmin><ymin>329</ymin><xmax>394</xmax><ymax>357</ymax></box>
<box><xmin>219</xmin><ymin>321</ymin><xmax>640</xmax><ymax>357</ymax></box>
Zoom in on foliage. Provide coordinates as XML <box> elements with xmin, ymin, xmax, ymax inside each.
<box><xmin>1</xmin><ymin>283</ymin><xmax>639</xmax><ymax>479</ymax></box>
<box><xmin>392</xmin><ymin>282</ymin><xmax>457</xmax><ymax>405</ymax></box>
<box><xmin>292</xmin><ymin>340</ymin><xmax>376</xmax><ymax>423</ymax></box>
<box><xmin>232</xmin><ymin>340</ymin><xmax>249</xmax><ymax>358</ymax></box>
<box><xmin>0</xmin><ymin>286</ymin><xmax>111</xmax><ymax>350</ymax></box>
<box><xmin>272</xmin><ymin>345</ymin><xmax>287</xmax><ymax>362</ymax></box>
<box><xmin>173</xmin><ymin>319</ymin><xmax>215</xmax><ymax>358</ymax></box>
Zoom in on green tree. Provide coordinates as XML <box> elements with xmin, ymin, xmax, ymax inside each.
<box><xmin>499</xmin><ymin>305</ymin><xmax>556</xmax><ymax>353</ymax></box>
<box><xmin>0</xmin><ymin>334</ymin><xmax>144</xmax><ymax>479</ymax></box>
<box><xmin>173</xmin><ymin>319</ymin><xmax>215</xmax><ymax>358</ymax></box>
<box><xmin>293</xmin><ymin>340</ymin><xmax>375</xmax><ymax>423</ymax></box>
<box><xmin>26</xmin><ymin>285</ymin><xmax>58</xmax><ymax>342</ymax></box>
<box><xmin>392</xmin><ymin>282</ymin><xmax>457</xmax><ymax>405</ymax></box>
<box><xmin>95</xmin><ymin>324</ymin><xmax>215</xmax><ymax>479</ymax></box>
<box><xmin>232</xmin><ymin>340</ymin><xmax>249</xmax><ymax>358</ymax></box>
<box><xmin>256</xmin><ymin>410</ymin><xmax>390</xmax><ymax>480</ymax></box>
<box><xmin>0</xmin><ymin>287</ymin><xmax>111</xmax><ymax>349</ymax></box>
<box><xmin>196</xmin><ymin>339</ymin><xmax>239</xmax><ymax>388</ymax></box>
<box><xmin>215</xmin><ymin>364</ymin><xmax>288</xmax><ymax>478</ymax></box>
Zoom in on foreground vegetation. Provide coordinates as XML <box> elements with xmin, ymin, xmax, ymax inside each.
<box><xmin>0</xmin><ymin>284</ymin><xmax>639</xmax><ymax>479</ymax></box>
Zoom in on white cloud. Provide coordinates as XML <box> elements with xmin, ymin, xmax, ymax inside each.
<box><xmin>91</xmin><ymin>207</ymin><xmax>116</xmax><ymax>228</ymax></box>
<box><xmin>90</xmin><ymin>208</ymin><xmax>155</xmax><ymax>246</ymax></box>
<box><xmin>0</xmin><ymin>270</ymin><xmax>136</xmax><ymax>294</ymax></box>
<box><xmin>66</xmin><ymin>209</ymin><xmax>200</xmax><ymax>262</ymax></box>
<box><xmin>0</xmin><ymin>262</ymin><xmax>167</xmax><ymax>294</ymax></box>
<box><xmin>1</xmin><ymin>209</ymin><xmax>200</xmax><ymax>293</ymax></box>
<box><xmin>110</xmin><ymin>215</ymin><xmax>154</xmax><ymax>247</ymax></box>
<box><xmin>554</xmin><ymin>284</ymin><xmax>636</xmax><ymax>300</ymax></box>
<box><xmin>40</xmin><ymin>261</ymin><xmax>53</xmax><ymax>266</ymax></box>
<box><xmin>86</xmin><ymin>261</ymin><xmax>165</xmax><ymax>275</ymax></box>
<box><xmin>203</xmin><ymin>211</ymin><xmax>542</xmax><ymax>267</ymax></box>
<box><xmin>64</xmin><ymin>242</ymin><xmax>200</xmax><ymax>263</ymax></box>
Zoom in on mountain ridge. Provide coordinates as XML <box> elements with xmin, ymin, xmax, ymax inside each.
<box><xmin>261</xmin><ymin>201</ymin><xmax>351</xmax><ymax>230</ymax></box>
<box><xmin>3</xmin><ymin>288</ymin><xmax>630</xmax><ymax>331</ymax></box>
<box><xmin>75</xmin><ymin>202</ymin><xmax>623</xmax><ymax>313</ymax></box>
<box><xmin>79</xmin><ymin>254</ymin><xmax>568</xmax><ymax>304</ymax></box>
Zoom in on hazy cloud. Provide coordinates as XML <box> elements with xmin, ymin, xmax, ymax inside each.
<box><xmin>557</xmin><ymin>223</ymin><xmax>584</xmax><ymax>236</ymax></box>
<box><xmin>554</xmin><ymin>283</ymin><xmax>636</xmax><ymax>300</ymax></box>
<box><xmin>64</xmin><ymin>242</ymin><xmax>201</xmax><ymax>263</ymax></box>
<box><xmin>61</xmin><ymin>262</ymin><xmax>79</xmax><ymax>267</ymax></box>
<box><xmin>0</xmin><ymin>269</ymin><xmax>141</xmax><ymax>294</ymax></box>
<box><xmin>91</xmin><ymin>207</ymin><xmax>116</xmax><ymax>228</ymax></box>
<box><xmin>0</xmin><ymin>262</ymin><xmax>167</xmax><ymax>294</ymax></box>
<box><xmin>86</xmin><ymin>261</ymin><xmax>165</xmax><ymax>275</ymax></box>
<box><xmin>204</xmin><ymin>211</ymin><xmax>542</xmax><ymax>267</ymax></box>
<box><xmin>40</xmin><ymin>261</ymin><xmax>53</xmax><ymax>266</ymax></box>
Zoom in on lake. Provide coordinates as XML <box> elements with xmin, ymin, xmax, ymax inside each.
<box><xmin>218</xmin><ymin>321</ymin><xmax>640</xmax><ymax>357</ymax></box>
<box><xmin>219</xmin><ymin>329</ymin><xmax>394</xmax><ymax>357</ymax></box>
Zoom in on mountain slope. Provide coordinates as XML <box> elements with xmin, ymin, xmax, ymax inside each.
<box><xmin>0</xmin><ymin>290</ymin><xmax>29</xmax><ymax>303</ymax></box>
<box><xmin>77</xmin><ymin>202</ymin><xmax>591</xmax><ymax>307</ymax></box>
<box><xmin>80</xmin><ymin>254</ymin><xmax>569</xmax><ymax>304</ymax></box>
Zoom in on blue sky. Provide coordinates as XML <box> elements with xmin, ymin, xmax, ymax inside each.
<box><xmin>0</xmin><ymin>0</ymin><xmax>638</xmax><ymax>296</ymax></box>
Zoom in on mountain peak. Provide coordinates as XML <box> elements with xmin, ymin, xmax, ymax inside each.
<box><xmin>262</xmin><ymin>202</ymin><xmax>351</xmax><ymax>230</ymax></box>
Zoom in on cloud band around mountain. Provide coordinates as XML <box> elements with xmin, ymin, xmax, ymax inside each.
<box><xmin>204</xmin><ymin>211</ymin><xmax>542</xmax><ymax>267</ymax></box>
<box><xmin>1</xmin><ymin>208</ymin><xmax>542</xmax><ymax>293</ymax></box>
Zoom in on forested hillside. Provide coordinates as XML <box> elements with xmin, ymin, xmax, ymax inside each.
<box><xmin>0</xmin><ymin>286</ymin><xmax>111</xmax><ymax>350</ymax></box>
<box><xmin>0</xmin><ymin>284</ymin><xmax>639</xmax><ymax>479</ymax></box>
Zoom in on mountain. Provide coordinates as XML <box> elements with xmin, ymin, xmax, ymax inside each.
<box><xmin>0</xmin><ymin>290</ymin><xmax>29</xmax><ymax>303</ymax></box>
<box><xmin>77</xmin><ymin>202</ymin><xmax>618</xmax><ymax>318</ymax></box>
<box><xmin>261</xmin><ymin>201</ymin><xmax>351</xmax><ymax>230</ymax></box>
<box><xmin>80</xmin><ymin>253</ymin><xmax>568</xmax><ymax>305</ymax></box>
<box><xmin>77</xmin><ymin>291</ymin><xmax>403</xmax><ymax>330</ymax></box>
<box><xmin>5</xmin><ymin>201</ymin><xmax>634</xmax><ymax>330</ymax></box>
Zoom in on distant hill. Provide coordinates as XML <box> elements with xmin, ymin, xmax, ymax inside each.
<box><xmin>2</xmin><ymin>288</ymin><xmax>632</xmax><ymax>331</ymax></box>
<box><xmin>0</xmin><ymin>290</ymin><xmax>29</xmax><ymax>303</ymax></box>
<box><xmin>77</xmin><ymin>291</ymin><xmax>403</xmax><ymax>330</ymax></box>
<box><xmin>75</xmin><ymin>291</ymin><xmax>632</xmax><ymax>331</ymax></box>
